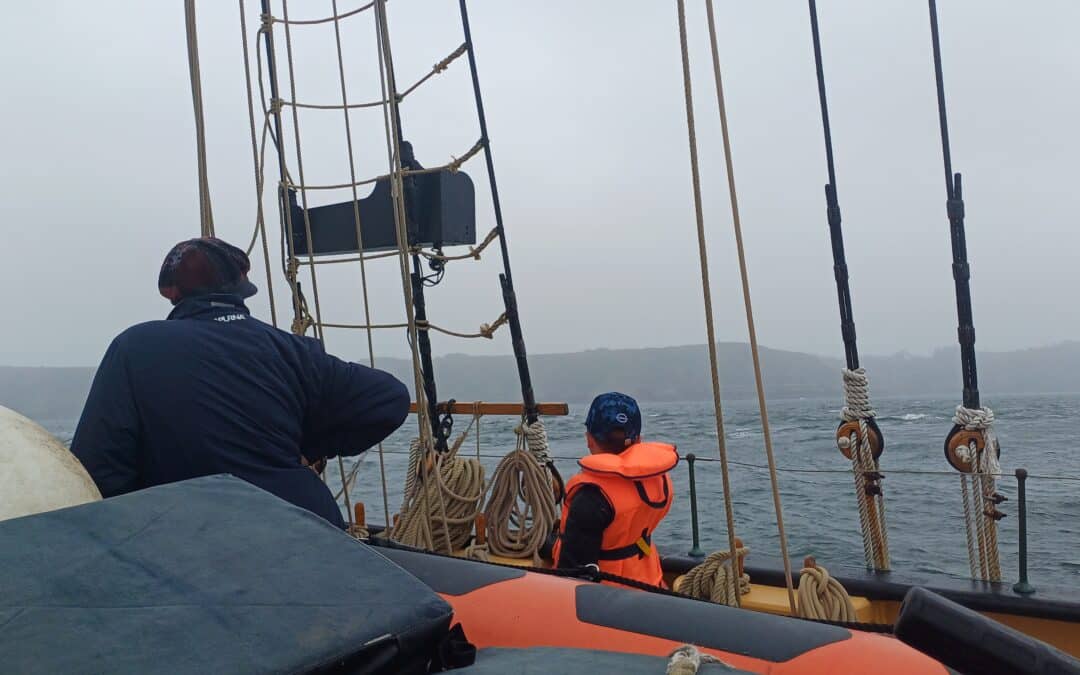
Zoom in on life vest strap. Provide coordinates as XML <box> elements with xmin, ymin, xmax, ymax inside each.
<box><xmin>634</xmin><ymin>478</ymin><xmax>670</xmax><ymax>509</ymax></box>
<box><xmin>597</xmin><ymin>530</ymin><xmax>652</xmax><ymax>561</ymax></box>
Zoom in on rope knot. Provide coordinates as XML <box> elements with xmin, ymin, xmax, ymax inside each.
<box><xmin>666</xmin><ymin>645</ymin><xmax>731</xmax><ymax>674</ymax></box>
<box><xmin>515</xmin><ymin>418</ymin><xmax>552</xmax><ymax>464</ymax></box>
<box><xmin>677</xmin><ymin>546</ymin><xmax>750</xmax><ymax>606</ymax></box>
<box><xmin>479</xmin><ymin>312</ymin><xmax>507</xmax><ymax>339</ymax></box>
<box><xmin>953</xmin><ymin>405</ymin><xmax>995</xmax><ymax>430</ymax></box>
<box><xmin>290</xmin><ymin>314</ymin><xmax>313</xmax><ymax>336</ymax></box>
<box><xmin>840</xmin><ymin>368</ymin><xmax>876</xmax><ymax>421</ymax></box>
<box><xmin>269</xmin><ymin>97</ymin><xmax>284</xmax><ymax>115</ymax></box>
<box><xmin>796</xmin><ymin>558</ymin><xmax>857</xmax><ymax>622</ymax></box>
<box><xmin>447</xmin><ymin>140</ymin><xmax>484</xmax><ymax>173</ymax></box>
<box><xmin>433</xmin><ymin>44</ymin><xmax>467</xmax><ymax>73</ymax></box>
<box><xmin>259</xmin><ymin>12</ymin><xmax>273</xmax><ymax>32</ymax></box>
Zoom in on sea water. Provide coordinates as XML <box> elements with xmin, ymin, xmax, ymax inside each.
<box><xmin>42</xmin><ymin>392</ymin><xmax>1080</xmax><ymax>588</ymax></box>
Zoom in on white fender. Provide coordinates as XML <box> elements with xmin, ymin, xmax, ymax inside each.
<box><xmin>0</xmin><ymin>405</ymin><xmax>101</xmax><ymax>522</ymax></box>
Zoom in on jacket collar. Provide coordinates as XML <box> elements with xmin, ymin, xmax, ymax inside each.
<box><xmin>167</xmin><ymin>294</ymin><xmax>251</xmax><ymax>321</ymax></box>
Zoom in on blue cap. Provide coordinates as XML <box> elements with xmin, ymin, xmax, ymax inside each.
<box><xmin>585</xmin><ymin>392</ymin><xmax>642</xmax><ymax>443</ymax></box>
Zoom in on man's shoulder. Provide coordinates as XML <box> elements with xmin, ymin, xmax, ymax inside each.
<box><xmin>114</xmin><ymin>319</ymin><xmax>173</xmax><ymax>342</ymax></box>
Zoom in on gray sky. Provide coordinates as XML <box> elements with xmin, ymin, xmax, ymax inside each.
<box><xmin>2</xmin><ymin>1</ymin><xmax>1078</xmax><ymax>368</ymax></box>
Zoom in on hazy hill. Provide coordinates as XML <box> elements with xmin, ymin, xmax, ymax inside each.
<box><xmin>3</xmin><ymin>341</ymin><xmax>1079</xmax><ymax>421</ymax></box>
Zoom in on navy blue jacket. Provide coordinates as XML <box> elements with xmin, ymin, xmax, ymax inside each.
<box><xmin>71</xmin><ymin>294</ymin><xmax>410</xmax><ymax>528</ymax></box>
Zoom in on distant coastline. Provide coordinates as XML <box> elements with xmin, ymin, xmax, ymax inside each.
<box><xmin>4</xmin><ymin>341</ymin><xmax>1080</xmax><ymax>421</ymax></box>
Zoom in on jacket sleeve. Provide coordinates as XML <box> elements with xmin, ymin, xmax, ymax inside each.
<box><xmin>556</xmin><ymin>485</ymin><xmax>615</xmax><ymax>569</ymax></box>
<box><xmin>301</xmin><ymin>346</ymin><xmax>410</xmax><ymax>461</ymax></box>
<box><xmin>70</xmin><ymin>334</ymin><xmax>141</xmax><ymax>497</ymax></box>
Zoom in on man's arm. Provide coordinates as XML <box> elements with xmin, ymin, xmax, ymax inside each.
<box><xmin>70</xmin><ymin>335</ymin><xmax>141</xmax><ymax>497</ymax></box>
<box><xmin>302</xmin><ymin>348</ymin><xmax>410</xmax><ymax>462</ymax></box>
<box><xmin>556</xmin><ymin>485</ymin><xmax>615</xmax><ymax>569</ymax></box>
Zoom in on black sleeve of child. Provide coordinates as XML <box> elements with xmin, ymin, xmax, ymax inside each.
<box><xmin>556</xmin><ymin>485</ymin><xmax>615</xmax><ymax>569</ymax></box>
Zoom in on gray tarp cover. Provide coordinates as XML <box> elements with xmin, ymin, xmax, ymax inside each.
<box><xmin>458</xmin><ymin>648</ymin><xmax>754</xmax><ymax>674</ymax></box>
<box><xmin>0</xmin><ymin>475</ymin><xmax>452</xmax><ymax>674</ymax></box>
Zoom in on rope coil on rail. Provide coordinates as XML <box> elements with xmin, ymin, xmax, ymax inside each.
<box><xmin>392</xmin><ymin>434</ymin><xmax>485</xmax><ymax>554</ymax></box>
<box><xmin>483</xmin><ymin>420</ymin><xmax>557</xmax><ymax>560</ymax></box>
<box><xmin>675</xmin><ymin>546</ymin><xmax>750</xmax><ymax>607</ymax></box>
<box><xmin>796</xmin><ymin>558</ymin><xmax>857</xmax><ymax>622</ymax></box>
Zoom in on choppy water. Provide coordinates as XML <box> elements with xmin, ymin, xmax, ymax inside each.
<box><xmin>43</xmin><ymin>393</ymin><xmax>1080</xmax><ymax>588</ymax></box>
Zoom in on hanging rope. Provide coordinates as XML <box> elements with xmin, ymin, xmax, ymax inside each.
<box><xmin>329</xmin><ymin>0</ymin><xmax>391</xmax><ymax>527</ymax></box>
<box><xmin>279</xmin><ymin>0</ymin><xmax>327</xmax><ymax>343</ymax></box>
<box><xmin>372</xmin><ymin>0</ymin><xmax>439</xmax><ymax>455</ymax></box>
<box><xmin>184</xmin><ymin>0</ymin><xmax>214</xmax><ymax>237</ymax></box>
<box><xmin>675</xmin><ymin>545</ymin><xmax>751</xmax><ymax>607</ymax></box>
<box><xmin>666</xmin><ymin>645</ymin><xmax>733</xmax><ymax>675</ymax></box>
<box><xmin>952</xmin><ymin>405</ymin><xmax>1003</xmax><ymax>581</ymax></box>
<box><xmin>796</xmin><ymin>558</ymin><xmax>857</xmax><ymax>622</ymax></box>
<box><xmin>839</xmin><ymin>368</ymin><xmax>890</xmax><ymax>570</ymax></box>
<box><xmin>674</xmin><ymin>0</ymin><xmax>742</xmax><ymax>608</ymax></box>
<box><xmin>483</xmin><ymin>420</ymin><xmax>557</xmax><ymax>560</ymax></box>
<box><xmin>702</xmin><ymin>0</ymin><xmax>797</xmax><ymax>612</ymax></box>
<box><xmin>237</xmin><ymin>0</ymin><xmax>277</xmax><ymax>328</ymax></box>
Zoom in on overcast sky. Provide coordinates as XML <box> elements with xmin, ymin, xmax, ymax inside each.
<box><xmin>2</xmin><ymin>1</ymin><xmax>1078</xmax><ymax>368</ymax></box>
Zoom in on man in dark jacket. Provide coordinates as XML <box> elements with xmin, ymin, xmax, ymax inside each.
<box><xmin>71</xmin><ymin>237</ymin><xmax>410</xmax><ymax>528</ymax></box>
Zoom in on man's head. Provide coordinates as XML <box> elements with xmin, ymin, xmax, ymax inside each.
<box><xmin>158</xmin><ymin>237</ymin><xmax>258</xmax><ymax>305</ymax></box>
<box><xmin>584</xmin><ymin>392</ymin><xmax>642</xmax><ymax>454</ymax></box>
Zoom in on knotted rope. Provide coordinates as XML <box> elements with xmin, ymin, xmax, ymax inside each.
<box><xmin>839</xmin><ymin>367</ymin><xmax>890</xmax><ymax>570</ymax></box>
<box><xmin>666</xmin><ymin>645</ymin><xmax>734</xmax><ymax>674</ymax></box>
<box><xmin>796</xmin><ymin>558</ymin><xmax>856</xmax><ymax>622</ymax></box>
<box><xmin>953</xmin><ymin>405</ymin><xmax>1002</xmax><ymax>581</ymax></box>
<box><xmin>483</xmin><ymin>420</ymin><xmax>557</xmax><ymax>560</ymax></box>
<box><xmin>414</xmin><ymin>312</ymin><xmax>507</xmax><ymax>340</ymax></box>
<box><xmin>675</xmin><ymin>546</ymin><xmax>750</xmax><ymax>607</ymax></box>
<box><xmin>346</xmin><ymin>523</ymin><xmax>370</xmax><ymax>540</ymax></box>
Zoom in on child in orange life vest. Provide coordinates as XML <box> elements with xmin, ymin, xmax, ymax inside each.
<box><xmin>552</xmin><ymin>392</ymin><xmax>678</xmax><ymax>588</ymax></box>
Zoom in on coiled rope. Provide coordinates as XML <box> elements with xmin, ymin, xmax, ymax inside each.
<box><xmin>796</xmin><ymin>558</ymin><xmax>856</xmax><ymax>622</ymax></box>
<box><xmin>839</xmin><ymin>367</ymin><xmax>890</xmax><ymax>570</ymax></box>
<box><xmin>675</xmin><ymin>545</ymin><xmax>750</xmax><ymax>607</ymax></box>
<box><xmin>483</xmin><ymin>419</ymin><xmax>557</xmax><ymax>560</ymax></box>
<box><xmin>392</xmin><ymin>431</ymin><xmax>485</xmax><ymax>554</ymax></box>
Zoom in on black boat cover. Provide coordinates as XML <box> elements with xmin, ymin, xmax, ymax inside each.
<box><xmin>457</xmin><ymin>648</ymin><xmax>753</xmax><ymax>674</ymax></box>
<box><xmin>0</xmin><ymin>475</ymin><xmax>452</xmax><ymax>674</ymax></box>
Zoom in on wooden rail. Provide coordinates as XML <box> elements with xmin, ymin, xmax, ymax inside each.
<box><xmin>408</xmin><ymin>401</ymin><xmax>570</xmax><ymax>416</ymax></box>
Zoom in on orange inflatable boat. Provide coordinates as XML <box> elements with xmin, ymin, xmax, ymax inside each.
<box><xmin>377</xmin><ymin>546</ymin><xmax>947</xmax><ymax>674</ymax></box>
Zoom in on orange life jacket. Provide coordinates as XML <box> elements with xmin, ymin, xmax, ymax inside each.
<box><xmin>553</xmin><ymin>442</ymin><xmax>678</xmax><ymax>587</ymax></box>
